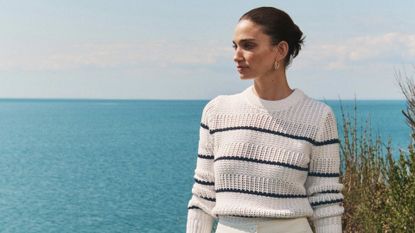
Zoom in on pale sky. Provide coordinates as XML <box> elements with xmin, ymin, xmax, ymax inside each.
<box><xmin>1</xmin><ymin>0</ymin><xmax>415</xmax><ymax>100</ymax></box>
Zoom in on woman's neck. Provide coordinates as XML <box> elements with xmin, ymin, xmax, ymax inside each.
<box><xmin>252</xmin><ymin>72</ymin><xmax>293</xmax><ymax>101</ymax></box>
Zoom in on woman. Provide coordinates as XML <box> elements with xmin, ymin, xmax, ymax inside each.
<box><xmin>186</xmin><ymin>6</ymin><xmax>344</xmax><ymax>233</ymax></box>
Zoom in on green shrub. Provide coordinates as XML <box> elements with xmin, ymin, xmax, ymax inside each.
<box><xmin>340</xmin><ymin>71</ymin><xmax>415</xmax><ymax>232</ymax></box>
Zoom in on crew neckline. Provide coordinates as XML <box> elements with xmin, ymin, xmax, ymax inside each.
<box><xmin>242</xmin><ymin>85</ymin><xmax>305</xmax><ymax>111</ymax></box>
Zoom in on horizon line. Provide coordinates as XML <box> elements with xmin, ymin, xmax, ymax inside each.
<box><xmin>0</xmin><ymin>97</ymin><xmax>407</xmax><ymax>102</ymax></box>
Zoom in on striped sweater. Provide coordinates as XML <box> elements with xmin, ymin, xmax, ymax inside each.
<box><xmin>186</xmin><ymin>85</ymin><xmax>344</xmax><ymax>233</ymax></box>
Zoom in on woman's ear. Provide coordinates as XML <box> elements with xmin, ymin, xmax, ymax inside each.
<box><xmin>274</xmin><ymin>41</ymin><xmax>289</xmax><ymax>61</ymax></box>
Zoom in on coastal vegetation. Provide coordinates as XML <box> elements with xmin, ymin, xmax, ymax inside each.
<box><xmin>338</xmin><ymin>70</ymin><xmax>415</xmax><ymax>232</ymax></box>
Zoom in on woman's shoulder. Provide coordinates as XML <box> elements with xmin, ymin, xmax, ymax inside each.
<box><xmin>202</xmin><ymin>92</ymin><xmax>243</xmax><ymax>113</ymax></box>
<box><xmin>202</xmin><ymin>95</ymin><xmax>223</xmax><ymax>115</ymax></box>
<box><xmin>298</xmin><ymin>95</ymin><xmax>337</xmax><ymax>128</ymax></box>
<box><xmin>302</xmin><ymin>95</ymin><xmax>335</xmax><ymax>115</ymax></box>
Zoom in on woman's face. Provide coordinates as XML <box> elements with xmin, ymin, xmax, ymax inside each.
<box><xmin>232</xmin><ymin>19</ymin><xmax>279</xmax><ymax>80</ymax></box>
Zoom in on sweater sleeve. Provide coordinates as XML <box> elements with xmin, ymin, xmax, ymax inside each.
<box><xmin>186</xmin><ymin>100</ymin><xmax>218</xmax><ymax>233</ymax></box>
<box><xmin>305</xmin><ymin>107</ymin><xmax>344</xmax><ymax>233</ymax></box>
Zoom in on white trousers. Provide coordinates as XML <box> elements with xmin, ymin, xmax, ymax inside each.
<box><xmin>215</xmin><ymin>216</ymin><xmax>313</xmax><ymax>233</ymax></box>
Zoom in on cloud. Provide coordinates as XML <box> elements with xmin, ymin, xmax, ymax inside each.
<box><xmin>297</xmin><ymin>32</ymin><xmax>415</xmax><ymax>70</ymax></box>
<box><xmin>0</xmin><ymin>40</ymin><xmax>231</xmax><ymax>71</ymax></box>
<box><xmin>8</xmin><ymin>32</ymin><xmax>414</xmax><ymax>73</ymax></box>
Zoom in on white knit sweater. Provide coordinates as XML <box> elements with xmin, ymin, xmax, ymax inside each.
<box><xmin>186</xmin><ymin>85</ymin><xmax>344</xmax><ymax>233</ymax></box>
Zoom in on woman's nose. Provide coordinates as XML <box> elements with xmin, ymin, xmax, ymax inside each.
<box><xmin>233</xmin><ymin>48</ymin><xmax>243</xmax><ymax>62</ymax></box>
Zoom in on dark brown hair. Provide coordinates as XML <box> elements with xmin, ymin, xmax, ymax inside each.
<box><xmin>240</xmin><ymin>6</ymin><xmax>305</xmax><ymax>68</ymax></box>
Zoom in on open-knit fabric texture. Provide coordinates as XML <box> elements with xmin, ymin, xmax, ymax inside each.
<box><xmin>186</xmin><ymin>85</ymin><xmax>344</xmax><ymax>233</ymax></box>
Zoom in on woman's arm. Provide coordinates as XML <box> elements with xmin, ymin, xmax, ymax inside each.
<box><xmin>186</xmin><ymin>100</ymin><xmax>218</xmax><ymax>233</ymax></box>
<box><xmin>305</xmin><ymin>107</ymin><xmax>345</xmax><ymax>233</ymax></box>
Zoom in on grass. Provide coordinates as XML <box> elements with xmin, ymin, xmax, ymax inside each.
<box><xmin>339</xmin><ymin>70</ymin><xmax>415</xmax><ymax>232</ymax></box>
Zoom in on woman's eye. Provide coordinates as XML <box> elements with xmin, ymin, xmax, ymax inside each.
<box><xmin>243</xmin><ymin>43</ymin><xmax>255</xmax><ymax>49</ymax></box>
<box><xmin>232</xmin><ymin>43</ymin><xmax>255</xmax><ymax>50</ymax></box>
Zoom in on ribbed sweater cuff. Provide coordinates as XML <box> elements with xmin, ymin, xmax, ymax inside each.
<box><xmin>313</xmin><ymin>215</ymin><xmax>342</xmax><ymax>233</ymax></box>
<box><xmin>186</xmin><ymin>209</ymin><xmax>214</xmax><ymax>233</ymax></box>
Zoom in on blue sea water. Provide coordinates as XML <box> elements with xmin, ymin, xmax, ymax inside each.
<box><xmin>0</xmin><ymin>99</ymin><xmax>409</xmax><ymax>233</ymax></box>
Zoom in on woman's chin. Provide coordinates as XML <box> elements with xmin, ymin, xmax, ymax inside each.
<box><xmin>239</xmin><ymin>74</ymin><xmax>254</xmax><ymax>80</ymax></box>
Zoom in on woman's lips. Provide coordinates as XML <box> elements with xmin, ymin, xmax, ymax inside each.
<box><xmin>237</xmin><ymin>65</ymin><xmax>248</xmax><ymax>72</ymax></box>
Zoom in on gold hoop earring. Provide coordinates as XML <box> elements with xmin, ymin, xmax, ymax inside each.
<box><xmin>274</xmin><ymin>61</ymin><xmax>280</xmax><ymax>70</ymax></box>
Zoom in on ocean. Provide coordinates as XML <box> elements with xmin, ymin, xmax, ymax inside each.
<box><xmin>0</xmin><ymin>99</ymin><xmax>409</xmax><ymax>232</ymax></box>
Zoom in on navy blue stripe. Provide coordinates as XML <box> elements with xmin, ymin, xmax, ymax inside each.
<box><xmin>214</xmin><ymin>156</ymin><xmax>308</xmax><ymax>172</ymax></box>
<box><xmin>311</xmin><ymin>198</ymin><xmax>343</xmax><ymax>207</ymax></box>
<box><xmin>225</xmin><ymin>214</ymin><xmax>258</xmax><ymax>218</ymax></box>
<box><xmin>310</xmin><ymin>190</ymin><xmax>341</xmax><ymax>196</ymax></box>
<box><xmin>188</xmin><ymin>205</ymin><xmax>201</xmax><ymax>210</ymax></box>
<box><xmin>198</xmin><ymin>154</ymin><xmax>214</xmax><ymax>159</ymax></box>
<box><xmin>308</xmin><ymin>172</ymin><xmax>339</xmax><ymax>177</ymax></box>
<box><xmin>194</xmin><ymin>178</ymin><xmax>214</xmax><ymax>186</ymax></box>
<box><xmin>216</xmin><ymin>188</ymin><xmax>307</xmax><ymax>198</ymax></box>
<box><xmin>314</xmin><ymin>138</ymin><xmax>340</xmax><ymax>146</ymax></box>
<box><xmin>199</xmin><ymin>195</ymin><xmax>216</xmax><ymax>202</ymax></box>
<box><xmin>209</xmin><ymin>126</ymin><xmax>339</xmax><ymax>146</ymax></box>
<box><xmin>200</xmin><ymin>123</ymin><xmax>209</xmax><ymax>130</ymax></box>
